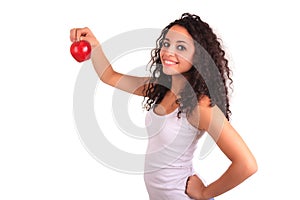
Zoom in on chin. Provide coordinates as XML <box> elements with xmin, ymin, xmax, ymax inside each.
<box><xmin>163</xmin><ymin>68</ymin><xmax>190</xmax><ymax>76</ymax></box>
<box><xmin>163</xmin><ymin>70</ymin><xmax>177</xmax><ymax>76</ymax></box>
<box><xmin>163</xmin><ymin>67</ymin><xmax>178</xmax><ymax>75</ymax></box>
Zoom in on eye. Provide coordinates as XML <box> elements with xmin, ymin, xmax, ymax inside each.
<box><xmin>162</xmin><ymin>41</ymin><xmax>170</xmax><ymax>48</ymax></box>
<box><xmin>177</xmin><ymin>45</ymin><xmax>186</xmax><ymax>51</ymax></box>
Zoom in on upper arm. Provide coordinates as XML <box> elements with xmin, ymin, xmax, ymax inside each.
<box><xmin>189</xmin><ymin>100</ymin><xmax>257</xmax><ymax>166</ymax></box>
<box><xmin>207</xmin><ymin>106</ymin><xmax>256</xmax><ymax>167</ymax></box>
<box><xmin>105</xmin><ymin>70</ymin><xmax>150</xmax><ymax>96</ymax></box>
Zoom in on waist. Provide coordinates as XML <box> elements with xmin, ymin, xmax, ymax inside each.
<box><xmin>144</xmin><ymin>166</ymin><xmax>194</xmax><ymax>189</ymax></box>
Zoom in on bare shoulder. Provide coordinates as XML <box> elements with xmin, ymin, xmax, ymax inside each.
<box><xmin>187</xmin><ymin>95</ymin><xmax>213</xmax><ymax>131</ymax></box>
<box><xmin>188</xmin><ymin>96</ymin><xmax>228</xmax><ymax>142</ymax></box>
<box><xmin>198</xmin><ymin>95</ymin><xmax>211</xmax><ymax>107</ymax></box>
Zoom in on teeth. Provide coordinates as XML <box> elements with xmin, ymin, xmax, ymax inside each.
<box><xmin>165</xmin><ymin>60</ymin><xmax>177</xmax><ymax>65</ymax></box>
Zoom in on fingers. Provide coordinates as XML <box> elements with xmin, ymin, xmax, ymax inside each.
<box><xmin>185</xmin><ymin>176</ymin><xmax>190</xmax><ymax>194</ymax></box>
<box><xmin>185</xmin><ymin>174</ymin><xmax>205</xmax><ymax>196</ymax></box>
<box><xmin>70</xmin><ymin>27</ymin><xmax>100</xmax><ymax>48</ymax></box>
<box><xmin>69</xmin><ymin>27</ymin><xmax>93</xmax><ymax>42</ymax></box>
<box><xmin>70</xmin><ymin>28</ymin><xmax>77</xmax><ymax>42</ymax></box>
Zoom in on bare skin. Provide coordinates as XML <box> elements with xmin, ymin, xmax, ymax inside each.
<box><xmin>70</xmin><ymin>25</ymin><xmax>257</xmax><ymax>200</ymax></box>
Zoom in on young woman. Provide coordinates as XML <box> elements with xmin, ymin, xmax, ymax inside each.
<box><xmin>70</xmin><ymin>13</ymin><xmax>257</xmax><ymax>200</ymax></box>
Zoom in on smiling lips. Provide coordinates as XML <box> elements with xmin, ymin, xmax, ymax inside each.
<box><xmin>163</xmin><ymin>59</ymin><xmax>179</xmax><ymax>67</ymax></box>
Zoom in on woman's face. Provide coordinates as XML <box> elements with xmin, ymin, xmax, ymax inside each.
<box><xmin>160</xmin><ymin>25</ymin><xmax>195</xmax><ymax>75</ymax></box>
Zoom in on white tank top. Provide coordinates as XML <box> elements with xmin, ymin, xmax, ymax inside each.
<box><xmin>144</xmin><ymin>108</ymin><xmax>205</xmax><ymax>199</ymax></box>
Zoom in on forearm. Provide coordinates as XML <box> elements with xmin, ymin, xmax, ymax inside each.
<box><xmin>91</xmin><ymin>45</ymin><xmax>115</xmax><ymax>84</ymax></box>
<box><xmin>90</xmin><ymin>44</ymin><xmax>149</xmax><ymax>95</ymax></box>
<box><xmin>202</xmin><ymin>160</ymin><xmax>257</xmax><ymax>199</ymax></box>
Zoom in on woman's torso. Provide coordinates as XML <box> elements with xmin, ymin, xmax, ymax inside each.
<box><xmin>144</xmin><ymin>107</ymin><xmax>204</xmax><ymax>199</ymax></box>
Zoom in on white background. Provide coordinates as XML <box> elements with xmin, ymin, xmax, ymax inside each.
<box><xmin>1</xmin><ymin>0</ymin><xmax>299</xmax><ymax>199</ymax></box>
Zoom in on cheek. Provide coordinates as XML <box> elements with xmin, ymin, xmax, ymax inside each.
<box><xmin>186</xmin><ymin>53</ymin><xmax>194</xmax><ymax>64</ymax></box>
<box><xmin>182</xmin><ymin>63</ymin><xmax>193</xmax><ymax>72</ymax></box>
<box><xmin>178</xmin><ymin>56</ymin><xmax>194</xmax><ymax>72</ymax></box>
<box><xmin>178</xmin><ymin>53</ymin><xmax>194</xmax><ymax>66</ymax></box>
<box><xmin>159</xmin><ymin>49</ymin><xmax>165</xmax><ymax>59</ymax></box>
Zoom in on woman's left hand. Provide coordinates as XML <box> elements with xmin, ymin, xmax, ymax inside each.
<box><xmin>185</xmin><ymin>174</ymin><xmax>208</xmax><ymax>200</ymax></box>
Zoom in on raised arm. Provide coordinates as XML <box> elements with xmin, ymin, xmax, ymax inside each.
<box><xmin>186</xmin><ymin>97</ymin><xmax>258</xmax><ymax>199</ymax></box>
<box><xmin>70</xmin><ymin>27</ymin><xmax>149</xmax><ymax>96</ymax></box>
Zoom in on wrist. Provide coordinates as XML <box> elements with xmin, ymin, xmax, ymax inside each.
<box><xmin>91</xmin><ymin>40</ymin><xmax>100</xmax><ymax>49</ymax></box>
<box><xmin>201</xmin><ymin>185</ymin><xmax>212</xmax><ymax>200</ymax></box>
<box><xmin>91</xmin><ymin>44</ymin><xmax>104</xmax><ymax>57</ymax></box>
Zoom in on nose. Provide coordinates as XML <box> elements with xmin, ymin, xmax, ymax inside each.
<box><xmin>164</xmin><ymin>45</ymin><xmax>176</xmax><ymax>56</ymax></box>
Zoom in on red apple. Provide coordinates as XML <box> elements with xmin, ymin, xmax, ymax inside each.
<box><xmin>70</xmin><ymin>40</ymin><xmax>92</xmax><ymax>62</ymax></box>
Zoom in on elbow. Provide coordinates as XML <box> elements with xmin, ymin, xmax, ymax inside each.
<box><xmin>99</xmin><ymin>74</ymin><xmax>110</xmax><ymax>85</ymax></box>
<box><xmin>233</xmin><ymin>155</ymin><xmax>258</xmax><ymax>181</ymax></box>
<box><xmin>99</xmin><ymin>75</ymin><xmax>105</xmax><ymax>83</ymax></box>
<box><xmin>243</xmin><ymin>156</ymin><xmax>258</xmax><ymax>178</ymax></box>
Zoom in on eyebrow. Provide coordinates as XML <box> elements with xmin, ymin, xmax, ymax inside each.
<box><xmin>164</xmin><ymin>38</ymin><xmax>189</xmax><ymax>44</ymax></box>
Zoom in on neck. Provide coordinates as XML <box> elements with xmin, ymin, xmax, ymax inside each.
<box><xmin>170</xmin><ymin>74</ymin><xmax>187</xmax><ymax>97</ymax></box>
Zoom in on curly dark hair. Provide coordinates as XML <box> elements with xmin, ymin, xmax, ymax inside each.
<box><xmin>143</xmin><ymin>13</ymin><xmax>233</xmax><ymax>120</ymax></box>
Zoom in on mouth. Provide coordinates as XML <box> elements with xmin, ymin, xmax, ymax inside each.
<box><xmin>163</xmin><ymin>59</ymin><xmax>179</xmax><ymax>67</ymax></box>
